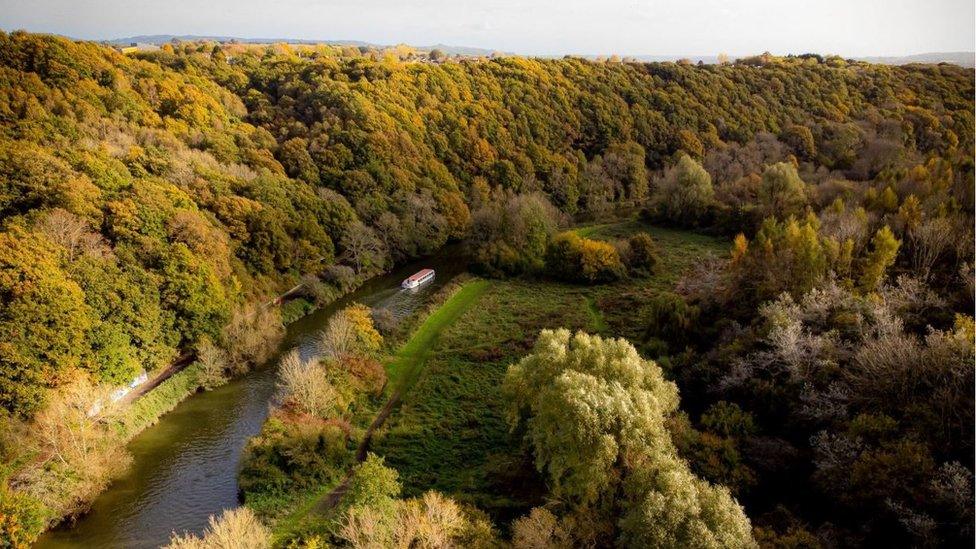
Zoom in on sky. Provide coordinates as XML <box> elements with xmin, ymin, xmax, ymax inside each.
<box><xmin>0</xmin><ymin>0</ymin><xmax>973</xmax><ymax>57</ymax></box>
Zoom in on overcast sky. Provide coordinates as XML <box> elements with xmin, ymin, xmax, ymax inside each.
<box><xmin>0</xmin><ymin>0</ymin><xmax>972</xmax><ymax>57</ymax></box>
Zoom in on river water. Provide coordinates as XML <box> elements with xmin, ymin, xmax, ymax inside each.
<box><xmin>36</xmin><ymin>249</ymin><xmax>466</xmax><ymax>548</ymax></box>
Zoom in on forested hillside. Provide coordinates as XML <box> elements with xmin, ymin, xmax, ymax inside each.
<box><xmin>0</xmin><ymin>31</ymin><xmax>972</xmax><ymax>547</ymax></box>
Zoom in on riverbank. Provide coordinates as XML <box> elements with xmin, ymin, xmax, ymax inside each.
<box><xmin>35</xmin><ymin>249</ymin><xmax>468</xmax><ymax>548</ymax></box>
<box><xmin>236</xmin><ymin>276</ymin><xmax>489</xmax><ymax>544</ymax></box>
<box><xmin>14</xmin><ymin>278</ymin><xmax>360</xmax><ymax>540</ymax></box>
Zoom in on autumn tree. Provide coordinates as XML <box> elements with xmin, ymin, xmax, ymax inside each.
<box><xmin>546</xmin><ymin>232</ymin><xmax>625</xmax><ymax>283</ymax></box>
<box><xmin>859</xmin><ymin>225</ymin><xmax>900</xmax><ymax>292</ymax></box>
<box><xmin>0</xmin><ymin>228</ymin><xmax>94</xmax><ymax>416</ymax></box>
<box><xmin>275</xmin><ymin>350</ymin><xmax>344</xmax><ymax>418</ymax></box>
<box><xmin>165</xmin><ymin>506</ymin><xmax>270</xmax><ymax>549</ymax></box>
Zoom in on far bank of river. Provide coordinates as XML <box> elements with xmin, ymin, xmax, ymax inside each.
<box><xmin>36</xmin><ymin>248</ymin><xmax>466</xmax><ymax>549</ymax></box>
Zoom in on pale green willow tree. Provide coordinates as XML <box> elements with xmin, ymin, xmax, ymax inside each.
<box><xmin>651</xmin><ymin>154</ymin><xmax>714</xmax><ymax>226</ymax></box>
<box><xmin>759</xmin><ymin>161</ymin><xmax>808</xmax><ymax>218</ymax></box>
<box><xmin>504</xmin><ymin>329</ymin><xmax>756</xmax><ymax>548</ymax></box>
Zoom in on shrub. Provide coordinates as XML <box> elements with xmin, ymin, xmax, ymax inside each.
<box><xmin>165</xmin><ymin>506</ymin><xmax>270</xmax><ymax>549</ymax></box>
<box><xmin>276</xmin><ymin>351</ymin><xmax>345</xmax><ymax>419</ymax></box>
<box><xmin>369</xmin><ymin>308</ymin><xmax>397</xmax><ymax>336</ymax></box>
<box><xmin>280</xmin><ymin>298</ymin><xmax>314</xmax><ymax>324</ymax></box>
<box><xmin>0</xmin><ymin>485</ymin><xmax>46</xmax><ymax>548</ymax></box>
<box><xmin>343</xmin><ymin>355</ymin><xmax>387</xmax><ymax>396</ymax></box>
<box><xmin>239</xmin><ymin>417</ymin><xmax>348</xmax><ymax>498</ymax></box>
<box><xmin>624</xmin><ymin>232</ymin><xmax>659</xmax><ymax>274</ymax></box>
<box><xmin>546</xmin><ymin>232</ymin><xmax>625</xmax><ymax>283</ymax></box>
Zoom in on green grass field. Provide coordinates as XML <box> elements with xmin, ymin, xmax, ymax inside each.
<box><xmin>370</xmin><ymin>279</ymin><xmax>595</xmax><ymax>522</ymax></box>
<box><xmin>386</xmin><ymin>279</ymin><xmax>491</xmax><ymax>392</ymax></box>
<box><xmin>267</xmin><ymin>220</ymin><xmax>728</xmax><ymax>535</ymax></box>
<box><xmin>370</xmin><ymin>221</ymin><xmax>728</xmax><ymax>525</ymax></box>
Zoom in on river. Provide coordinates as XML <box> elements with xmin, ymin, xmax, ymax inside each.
<box><xmin>36</xmin><ymin>249</ymin><xmax>466</xmax><ymax>548</ymax></box>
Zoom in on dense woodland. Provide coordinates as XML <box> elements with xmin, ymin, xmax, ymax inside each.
<box><xmin>0</xmin><ymin>31</ymin><xmax>973</xmax><ymax>547</ymax></box>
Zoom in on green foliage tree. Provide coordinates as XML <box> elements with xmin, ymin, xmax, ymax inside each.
<box><xmin>758</xmin><ymin>162</ymin><xmax>807</xmax><ymax>218</ymax></box>
<box><xmin>0</xmin><ymin>229</ymin><xmax>93</xmax><ymax>416</ymax></box>
<box><xmin>469</xmin><ymin>193</ymin><xmax>561</xmax><ymax>277</ymax></box>
<box><xmin>859</xmin><ymin>225</ymin><xmax>900</xmax><ymax>292</ymax></box>
<box><xmin>652</xmin><ymin>154</ymin><xmax>714</xmax><ymax>226</ymax></box>
<box><xmin>504</xmin><ymin>330</ymin><xmax>754</xmax><ymax>547</ymax></box>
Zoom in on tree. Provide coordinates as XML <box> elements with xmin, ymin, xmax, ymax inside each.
<box><xmin>758</xmin><ymin>162</ymin><xmax>806</xmax><ymax>218</ymax></box>
<box><xmin>469</xmin><ymin>193</ymin><xmax>561</xmax><ymax>277</ymax></box>
<box><xmin>196</xmin><ymin>337</ymin><xmax>228</xmax><ymax>390</ymax></box>
<box><xmin>341</xmin><ymin>453</ymin><xmax>401</xmax><ymax>512</ymax></box>
<box><xmin>277</xmin><ymin>137</ymin><xmax>319</xmax><ymax>185</ymax></box>
<box><xmin>160</xmin><ymin>243</ymin><xmax>230</xmax><ymax>346</ymax></box>
<box><xmin>221</xmin><ymin>304</ymin><xmax>284</xmax><ymax>374</ymax></box>
<box><xmin>652</xmin><ymin>154</ymin><xmax>714</xmax><ymax>226</ymax></box>
<box><xmin>546</xmin><ymin>232</ymin><xmax>625</xmax><ymax>283</ymax></box>
<box><xmin>275</xmin><ymin>350</ymin><xmax>344</xmax><ymax>418</ymax></box>
<box><xmin>504</xmin><ymin>330</ymin><xmax>754</xmax><ymax>546</ymax></box>
<box><xmin>340</xmin><ymin>222</ymin><xmax>386</xmax><ymax>274</ymax></box>
<box><xmin>734</xmin><ymin>215</ymin><xmax>830</xmax><ymax>302</ymax></box>
<box><xmin>859</xmin><ymin>225</ymin><xmax>900</xmax><ymax>292</ymax></box>
<box><xmin>35</xmin><ymin>208</ymin><xmax>108</xmax><ymax>261</ymax></box>
<box><xmin>342</xmin><ymin>303</ymin><xmax>383</xmax><ymax>355</ymax></box>
<box><xmin>19</xmin><ymin>378</ymin><xmax>131</xmax><ymax>520</ymax></box>
<box><xmin>0</xmin><ymin>228</ymin><xmax>94</xmax><ymax>417</ymax></box>
<box><xmin>318</xmin><ymin>310</ymin><xmax>357</xmax><ymax>361</ymax></box>
<box><xmin>780</xmin><ymin>124</ymin><xmax>817</xmax><ymax>160</ymax></box>
<box><xmin>602</xmin><ymin>141</ymin><xmax>648</xmax><ymax>203</ymax></box>
<box><xmin>511</xmin><ymin>507</ymin><xmax>573</xmax><ymax>549</ymax></box>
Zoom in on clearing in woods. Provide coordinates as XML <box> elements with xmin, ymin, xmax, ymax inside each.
<box><xmin>270</xmin><ymin>220</ymin><xmax>727</xmax><ymax>536</ymax></box>
<box><xmin>369</xmin><ymin>221</ymin><xmax>728</xmax><ymax>522</ymax></box>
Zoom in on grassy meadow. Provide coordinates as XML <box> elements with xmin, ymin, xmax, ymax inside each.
<box><xmin>369</xmin><ymin>221</ymin><xmax>728</xmax><ymax>523</ymax></box>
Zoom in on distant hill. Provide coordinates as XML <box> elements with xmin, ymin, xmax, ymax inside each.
<box><xmin>103</xmin><ymin>36</ymin><xmax>974</xmax><ymax>67</ymax></box>
<box><xmin>104</xmin><ymin>34</ymin><xmax>501</xmax><ymax>57</ymax></box>
<box><xmin>104</xmin><ymin>34</ymin><xmax>373</xmax><ymax>47</ymax></box>
<box><xmin>593</xmin><ymin>52</ymin><xmax>974</xmax><ymax>67</ymax></box>
<box><xmin>854</xmin><ymin>51</ymin><xmax>974</xmax><ymax>68</ymax></box>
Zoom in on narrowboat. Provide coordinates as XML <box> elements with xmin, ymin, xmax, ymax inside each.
<box><xmin>402</xmin><ymin>268</ymin><xmax>435</xmax><ymax>289</ymax></box>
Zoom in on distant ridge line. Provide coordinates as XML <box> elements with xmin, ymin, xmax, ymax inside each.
<box><xmin>101</xmin><ymin>35</ymin><xmax>974</xmax><ymax>67</ymax></box>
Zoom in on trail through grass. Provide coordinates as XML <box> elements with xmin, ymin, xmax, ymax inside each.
<box><xmin>386</xmin><ymin>279</ymin><xmax>491</xmax><ymax>392</ymax></box>
<box><xmin>292</xmin><ymin>279</ymin><xmax>491</xmax><ymax>524</ymax></box>
<box><xmin>585</xmin><ymin>295</ymin><xmax>609</xmax><ymax>334</ymax></box>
